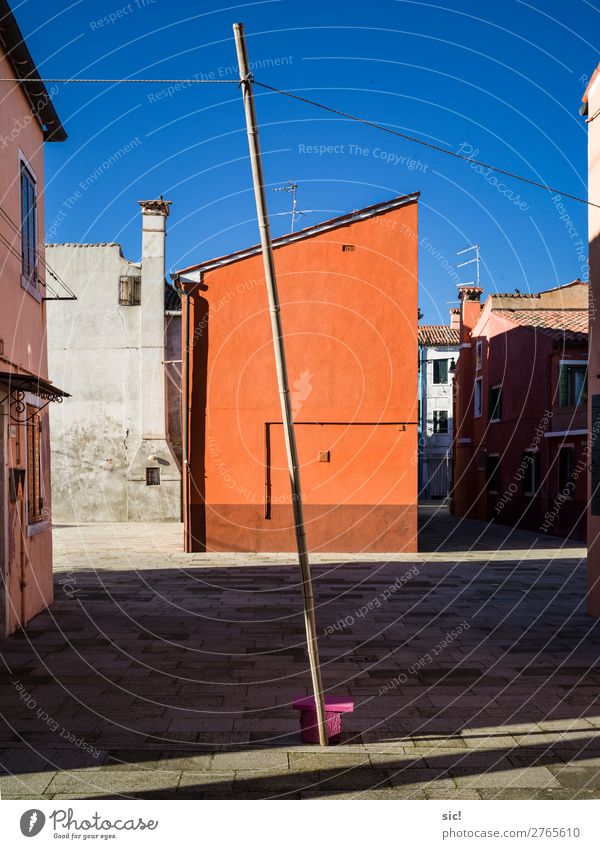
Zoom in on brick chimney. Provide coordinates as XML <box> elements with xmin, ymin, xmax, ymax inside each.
<box><xmin>449</xmin><ymin>307</ymin><xmax>460</xmax><ymax>330</ymax></box>
<box><xmin>457</xmin><ymin>285</ymin><xmax>483</xmax><ymax>343</ymax></box>
<box><xmin>451</xmin><ymin>285</ymin><xmax>484</xmax><ymax>509</ymax></box>
<box><xmin>126</xmin><ymin>199</ymin><xmax>181</xmax><ymax>520</ymax></box>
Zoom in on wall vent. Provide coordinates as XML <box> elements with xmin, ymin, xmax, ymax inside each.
<box><xmin>342</xmin><ymin>244</ymin><xmax>355</xmax><ymax>252</ymax></box>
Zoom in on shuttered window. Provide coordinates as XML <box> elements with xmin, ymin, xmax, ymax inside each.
<box><xmin>27</xmin><ymin>407</ymin><xmax>44</xmax><ymax>522</ymax></box>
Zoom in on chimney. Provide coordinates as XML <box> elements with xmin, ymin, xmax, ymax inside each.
<box><xmin>139</xmin><ymin>198</ymin><xmax>171</xmax><ymax>439</ymax></box>
<box><xmin>449</xmin><ymin>307</ymin><xmax>460</xmax><ymax>330</ymax></box>
<box><xmin>126</xmin><ymin>198</ymin><xmax>181</xmax><ymax>520</ymax></box>
<box><xmin>457</xmin><ymin>285</ymin><xmax>483</xmax><ymax>343</ymax></box>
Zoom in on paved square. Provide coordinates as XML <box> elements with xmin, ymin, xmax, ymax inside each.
<box><xmin>1</xmin><ymin>507</ymin><xmax>598</xmax><ymax>799</ymax></box>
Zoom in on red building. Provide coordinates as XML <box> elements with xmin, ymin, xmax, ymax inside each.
<box><xmin>452</xmin><ymin>281</ymin><xmax>589</xmax><ymax>540</ymax></box>
<box><xmin>174</xmin><ymin>193</ymin><xmax>420</xmax><ymax>553</ymax></box>
<box><xmin>583</xmin><ymin>65</ymin><xmax>600</xmax><ymax>615</ymax></box>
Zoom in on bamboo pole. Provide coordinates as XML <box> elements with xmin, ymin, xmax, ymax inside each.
<box><xmin>233</xmin><ymin>22</ymin><xmax>329</xmax><ymax>746</ymax></box>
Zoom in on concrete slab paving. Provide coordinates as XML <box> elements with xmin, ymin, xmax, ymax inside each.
<box><xmin>0</xmin><ymin>507</ymin><xmax>598</xmax><ymax>799</ymax></box>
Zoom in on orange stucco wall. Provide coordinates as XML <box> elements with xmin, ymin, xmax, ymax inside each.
<box><xmin>184</xmin><ymin>198</ymin><xmax>419</xmax><ymax>552</ymax></box>
<box><xmin>0</xmin><ymin>48</ymin><xmax>54</xmax><ymax>635</ymax></box>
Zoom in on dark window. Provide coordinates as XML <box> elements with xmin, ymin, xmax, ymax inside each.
<box><xmin>559</xmin><ymin>363</ymin><xmax>587</xmax><ymax>407</ymax></box>
<box><xmin>20</xmin><ymin>162</ymin><xmax>37</xmax><ymax>284</ymax></box>
<box><xmin>558</xmin><ymin>446</ymin><xmax>574</xmax><ymax>494</ymax></box>
<box><xmin>27</xmin><ymin>407</ymin><xmax>44</xmax><ymax>522</ymax></box>
<box><xmin>486</xmin><ymin>456</ymin><xmax>500</xmax><ymax>494</ymax></box>
<box><xmin>474</xmin><ymin>377</ymin><xmax>483</xmax><ymax>417</ymax></box>
<box><xmin>489</xmin><ymin>385</ymin><xmax>502</xmax><ymax>421</ymax></box>
<box><xmin>119</xmin><ymin>275</ymin><xmax>141</xmax><ymax>306</ymax></box>
<box><xmin>146</xmin><ymin>467</ymin><xmax>160</xmax><ymax>486</ymax></box>
<box><xmin>476</xmin><ymin>339</ymin><xmax>483</xmax><ymax>371</ymax></box>
<box><xmin>433</xmin><ymin>359</ymin><xmax>449</xmax><ymax>384</ymax></box>
<box><xmin>522</xmin><ymin>450</ymin><xmax>541</xmax><ymax>495</ymax></box>
<box><xmin>433</xmin><ymin>410</ymin><xmax>448</xmax><ymax>434</ymax></box>
<box><xmin>593</xmin><ymin>395</ymin><xmax>600</xmax><ymax>515</ymax></box>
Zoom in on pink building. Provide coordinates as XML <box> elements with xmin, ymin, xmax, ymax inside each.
<box><xmin>0</xmin><ymin>0</ymin><xmax>68</xmax><ymax>636</ymax></box>
<box><xmin>452</xmin><ymin>282</ymin><xmax>589</xmax><ymax>541</ymax></box>
<box><xmin>583</xmin><ymin>65</ymin><xmax>600</xmax><ymax>617</ymax></box>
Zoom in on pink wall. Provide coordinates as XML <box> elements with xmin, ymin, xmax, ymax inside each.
<box><xmin>0</xmin><ymin>48</ymin><xmax>54</xmax><ymax>635</ymax></box>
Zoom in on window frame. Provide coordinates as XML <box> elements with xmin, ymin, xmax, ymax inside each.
<box><xmin>489</xmin><ymin>384</ymin><xmax>503</xmax><ymax>422</ymax></box>
<box><xmin>474</xmin><ymin>376</ymin><xmax>483</xmax><ymax>418</ymax></box>
<box><xmin>433</xmin><ymin>409</ymin><xmax>449</xmax><ymax>434</ymax></box>
<box><xmin>475</xmin><ymin>339</ymin><xmax>483</xmax><ymax>371</ymax></box>
<box><xmin>558</xmin><ymin>360</ymin><xmax>587</xmax><ymax>408</ymax></box>
<box><xmin>26</xmin><ymin>406</ymin><xmax>44</xmax><ymax>524</ymax></box>
<box><xmin>432</xmin><ymin>358</ymin><xmax>449</xmax><ymax>385</ymax></box>
<box><xmin>19</xmin><ymin>155</ymin><xmax>39</xmax><ymax>301</ymax></box>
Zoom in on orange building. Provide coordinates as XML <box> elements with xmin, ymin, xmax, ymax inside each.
<box><xmin>174</xmin><ymin>193</ymin><xmax>419</xmax><ymax>553</ymax></box>
<box><xmin>0</xmin><ymin>0</ymin><xmax>68</xmax><ymax>635</ymax></box>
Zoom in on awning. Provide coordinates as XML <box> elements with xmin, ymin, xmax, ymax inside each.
<box><xmin>0</xmin><ymin>372</ymin><xmax>70</xmax><ymax>422</ymax></box>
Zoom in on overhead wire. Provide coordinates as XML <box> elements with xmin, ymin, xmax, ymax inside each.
<box><xmin>253</xmin><ymin>80</ymin><xmax>598</xmax><ymax>210</ymax></box>
<box><xmin>0</xmin><ymin>73</ymin><xmax>595</xmax><ymax>207</ymax></box>
<box><xmin>0</xmin><ymin>203</ymin><xmax>76</xmax><ymax>299</ymax></box>
<box><xmin>0</xmin><ymin>77</ymin><xmax>239</xmax><ymax>84</ymax></box>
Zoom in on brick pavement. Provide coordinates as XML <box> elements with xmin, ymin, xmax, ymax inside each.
<box><xmin>1</xmin><ymin>507</ymin><xmax>599</xmax><ymax>800</ymax></box>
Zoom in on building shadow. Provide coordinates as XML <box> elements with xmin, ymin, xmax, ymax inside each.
<box><xmin>1</xmin><ymin>537</ymin><xmax>600</xmax><ymax>797</ymax></box>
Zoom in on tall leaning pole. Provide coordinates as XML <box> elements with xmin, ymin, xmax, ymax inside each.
<box><xmin>233</xmin><ymin>22</ymin><xmax>329</xmax><ymax>746</ymax></box>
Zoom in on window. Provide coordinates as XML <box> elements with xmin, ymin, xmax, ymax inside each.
<box><xmin>27</xmin><ymin>407</ymin><xmax>44</xmax><ymax>523</ymax></box>
<box><xmin>342</xmin><ymin>244</ymin><xmax>355</xmax><ymax>252</ymax></box>
<box><xmin>433</xmin><ymin>359</ymin><xmax>449</xmax><ymax>384</ymax></box>
<box><xmin>489</xmin><ymin>385</ymin><xmax>502</xmax><ymax>421</ymax></box>
<box><xmin>20</xmin><ymin>162</ymin><xmax>37</xmax><ymax>285</ymax></box>
<box><xmin>119</xmin><ymin>275</ymin><xmax>141</xmax><ymax>306</ymax></box>
<box><xmin>559</xmin><ymin>361</ymin><xmax>587</xmax><ymax>407</ymax></box>
<box><xmin>146</xmin><ymin>467</ymin><xmax>160</xmax><ymax>486</ymax></box>
<box><xmin>558</xmin><ymin>446</ymin><xmax>574</xmax><ymax>494</ymax></box>
<box><xmin>433</xmin><ymin>410</ymin><xmax>448</xmax><ymax>434</ymax></box>
<box><xmin>474</xmin><ymin>377</ymin><xmax>483</xmax><ymax>418</ymax></box>
<box><xmin>476</xmin><ymin>339</ymin><xmax>483</xmax><ymax>371</ymax></box>
<box><xmin>486</xmin><ymin>455</ymin><xmax>500</xmax><ymax>494</ymax></box>
<box><xmin>522</xmin><ymin>450</ymin><xmax>541</xmax><ymax>496</ymax></box>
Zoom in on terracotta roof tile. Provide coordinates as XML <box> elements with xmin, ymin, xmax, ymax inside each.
<box><xmin>418</xmin><ymin>325</ymin><xmax>460</xmax><ymax>346</ymax></box>
<box><xmin>494</xmin><ymin>308</ymin><xmax>588</xmax><ymax>343</ymax></box>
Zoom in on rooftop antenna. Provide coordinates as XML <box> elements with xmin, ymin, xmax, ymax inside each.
<box><xmin>273</xmin><ymin>181</ymin><xmax>300</xmax><ymax>231</ymax></box>
<box><xmin>456</xmin><ymin>243</ymin><xmax>481</xmax><ymax>286</ymax></box>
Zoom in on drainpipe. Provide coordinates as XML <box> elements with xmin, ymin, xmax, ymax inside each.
<box><xmin>172</xmin><ymin>273</ymin><xmax>191</xmax><ymax>551</ymax></box>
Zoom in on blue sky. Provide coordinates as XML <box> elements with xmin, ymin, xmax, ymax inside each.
<box><xmin>13</xmin><ymin>0</ymin><xmax>600</xmax><ymax>322</ymax></box>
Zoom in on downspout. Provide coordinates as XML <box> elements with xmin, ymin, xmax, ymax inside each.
<box><xmin>172</xmin><ymin>273</ymin><xmax>191</xmax><ymax>551</ymax></box>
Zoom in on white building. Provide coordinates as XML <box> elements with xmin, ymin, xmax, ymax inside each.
<box><xmin>417</xmin><ymin>312</ymin><xmax>459</xmax><ymax>500</ymax></box>
<box><xmin>46</xmin><ymin>200</ymin><xmax>182</xmax><ymax>522</ymax></box>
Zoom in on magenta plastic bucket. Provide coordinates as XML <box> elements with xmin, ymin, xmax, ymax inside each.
<box><xmin>293</xmin><ymin>696</ymin><xmax>354</xmax><ymax>744</ymax></box>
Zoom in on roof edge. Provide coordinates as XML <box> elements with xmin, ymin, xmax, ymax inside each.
<box><xmin>0</xmin><ymin>0</ymin><xmax>66</xmax><ymax>141</ymax></box>
<box><xmin>175</xmin><ymin>191</ymin><xmax>420</xmax><ymax>277</ymax></box>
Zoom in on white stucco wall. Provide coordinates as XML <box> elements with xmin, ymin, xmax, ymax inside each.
<box><xmin>47</xmin><ymin>219</ymin><xmax>181</xmax><ymax>523</ymax></box>
<box><xmin>418</xmin><ymin>343</ymin><xmax>457</xmax><ymax>499</ymax></box>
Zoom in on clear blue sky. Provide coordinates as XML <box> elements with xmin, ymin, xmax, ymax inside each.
<box><xmin>13</xmin><ymin>0</ymin><xmax>599</xmax><ymax>323</ymax></box>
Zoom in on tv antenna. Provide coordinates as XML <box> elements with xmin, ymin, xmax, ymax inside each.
<box><xmin>273</xmin><ymin>181</ymin><xmax>303</xmax><ymax>232</ymax></box>
<box><xmin>456</xmin><ymin>243</ymin><xmax>481</xmax><ymax>286</ymax></box>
